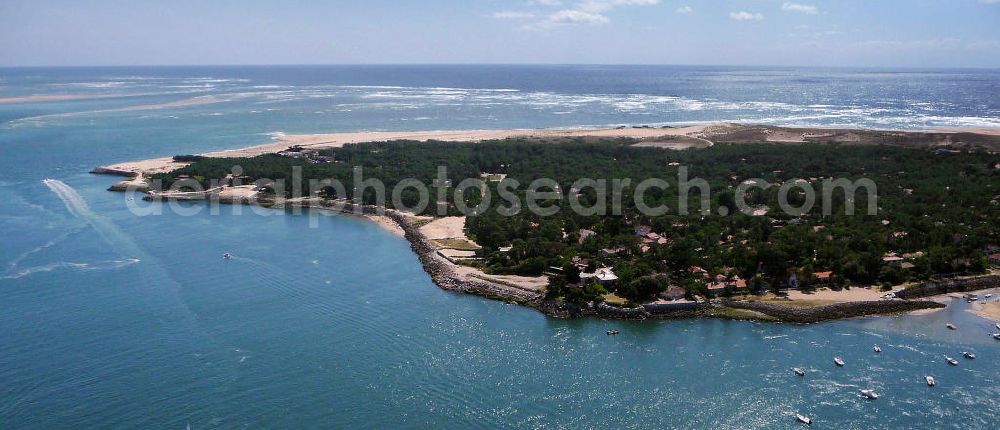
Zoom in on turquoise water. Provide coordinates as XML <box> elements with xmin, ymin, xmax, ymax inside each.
<box><xmin>2</xmin><ymin>66</ymin><xmax>999</xmax><ymax>429</ymax></box>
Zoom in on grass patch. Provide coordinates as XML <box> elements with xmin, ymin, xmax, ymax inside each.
<box><xmin>602</xmin><ymin>293</ymin><xmax>628</xmax><ymax>306</ymax></box>
<box><xmin>434</xmin><ymin>238</ymin><xmax>481</xmax><ymax>251</ymax></box>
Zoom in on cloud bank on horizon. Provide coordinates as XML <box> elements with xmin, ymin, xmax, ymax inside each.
<box><xmin>0</xmin><ymin>0</ymin><xmax>998</xmax><ymax>67</ymax></box>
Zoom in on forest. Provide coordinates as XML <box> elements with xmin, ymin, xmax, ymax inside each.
<box><xmin>154</xmin><ymin>138</ymin><xmax>1000</xmax><ymax>304</ymax></box>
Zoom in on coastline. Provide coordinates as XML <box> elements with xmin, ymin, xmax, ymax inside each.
<box><xmin>99</xmin><ymin>179</ymin><xmax>967</xmax><ymax>323</ymax></box>
<box><xmin>91</xmin><ymin>123</ymin><xmax>1000</xmax><ymax>323</ymax></box>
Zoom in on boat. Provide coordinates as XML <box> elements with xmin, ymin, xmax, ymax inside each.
<box><xmin>963</xmin><ymin>352</ymin><xmax>976</xmax><ymax>360</ymax></box>
<box><xmin>860</xmin><ymin>389</ymin><xmax>879</xmax><ymax>400</ymax></box>
<box><xmin>994</xmin><ymin>333</ymin><xmax>1000</xmax><ymax>340</ymax></box>
<box><xmin>985</xmin><ymin>294</ymin><xmax>994</xmax><ymax>298</ymax></box>
<box><xmin>793</xmin><ymin>367</ymin><xmax>805</xmax><ymax>376</ymax></box>
<box><xmin>223</xmin><ymin>252</ymin><xmax>232</xmax><ymax>259</ymax></box>
<box><xmin>946</xmin><ymin>323</ymin><xmax>957</xmax><ymax>330</ymax></box>
<box><xmin>834</xmin><ymin>357</ymin><xmax>845</xmax><ymax>366</ymax></box>
<box><xmin>925</xmin><ymin>375</ymin><xmax>936</xmax><ymax>386</ymax></box>
<box><xmin>796</xmin><ymin>414</ymin><xmax>812</xmax><ymax>425</ymax></box>
<box><xmin>873</xmin><ymin>344</ymin><xmax>881</xmax><ymax>353</ymax></box>
<box><xmin>606</xmin><ymin>330</ymin><xmax>619</xmax><ymax>335</ymax></box>
<box><xmin>945</xmin><ymin>356</ymin><xmax>959</xmax><ymax>366</ymax></box>
<box><xmin>995</xmin><ymin>322</ymin><xmax>1000</xmax><ymax>330</ymax></box>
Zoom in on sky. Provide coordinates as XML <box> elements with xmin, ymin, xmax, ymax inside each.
<box><xmin>1</xmin><ymin>0</ymin><xmax>999</xmax><ymax>68</ymax></box>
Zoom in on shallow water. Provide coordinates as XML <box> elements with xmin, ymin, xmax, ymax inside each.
<box><xmin>1</xmin><ymin>66</ymin><xmax>998</xmax><ymax>429</ymax></box>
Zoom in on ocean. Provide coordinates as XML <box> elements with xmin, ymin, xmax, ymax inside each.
<box><xmin>1</xmin><ymin>65</ymin><xmax>999</xmax><ymax>429</ymax></box>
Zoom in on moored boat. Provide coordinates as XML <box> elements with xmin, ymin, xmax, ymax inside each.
<box><xmin>796</xmin><ymin>414</ymin><xmax>812</xmax><ymax>425</ymax></box>
<box><xmin>963</xmin><ymin>352</ymin><xmax>976</xmax><ymax>360</ymax></box>
<box><xmin>994</xmin><ymin>333</ymin><xmax>1000</xmax><ymax>340</ymax></box>
<box><xmin>946</xmin><ymin>323</ymin><xmax>957</xmax><ymax>330</ymax></box>
<box><xmin>946</xmin><ymin>356</ymin><xmax>959</xmax><ymax>366</ymax></box>
<box><xmin>873</xmin><ymin>344</ymin><xmax>881</xmax><ymax>353</ymax></box>
<box><xmin>223</xmin><ymin>252</ymin><xmax>232</xmax><ymax>259</ymax></box>
<box><xmin>925</xmin><ymin>375</ymin><xmax>935</xmax><ymax>386</ymax></box>
<box><xmin>793</xmin><ymin>367</ymin><xmax>805</xmax><ymax>376</ymax></box>
<box><xmin>606</xmin><ymin>330</ymin><xmax>619</xmax><ymax>335</ymax></box>
<box><xmin>834</xmin><ymin>357</ymin><xmax>845</xmax><ymax>366</ymax></box>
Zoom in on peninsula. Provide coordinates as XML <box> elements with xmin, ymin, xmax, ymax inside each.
<box><xmin>93</xmin><ymin>124</ymin><xmax>1000</xmax><ymax>322</ymax></box>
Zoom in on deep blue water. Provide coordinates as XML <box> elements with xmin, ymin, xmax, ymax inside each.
<box><xmin>1</xmin><ymin>66</ymin><xmax>999</xmax><ymax>429</ymax></box>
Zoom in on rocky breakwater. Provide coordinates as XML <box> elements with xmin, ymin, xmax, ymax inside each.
<box><xmin>896</xmin><ymin>274</ymin><xmax>1000</xmax><ymax>299</ymax></box>
<box><xmin>721</xmin><ymin>299</ymin><xmax>945</xmax><ymax>323</ymax></box>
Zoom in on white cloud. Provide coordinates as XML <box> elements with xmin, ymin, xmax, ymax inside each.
<box><xmin>524</xmin><ymin>0</ymin><xmax>660</xmax><ymax>28</ymax></box>
<box><xmin>534</xmin><ymin>0</ymin><xmax>563</xmax><ymax>5</ymax></box>
<box><xmin>782</xmin><ymin>2</ymin><xmax>819</xmax><ymax>15</ymax></box>
<box><xmin>979</xmin><ymin>0</ymin><xmax>1000</xmax><ymax>4</ymax></box>
<box><xmin>730</xmin><ymin>11</ymin><xmax>764</xmax><ymax>21</ymax></box>
<box><xmin>675</xmin><ymin>6</ymin><xmax>692</xmax><ymax>14</ymax></box>
<box><xmin>492</xmin><ymin>11</ymin><xmax>536</xmax><ymax>19</ymax></box>
<box><xmin>548</xmin><ymin>9</ymin><xmax>610</xmax><ymax>25</ymax></box>
<box><xmin>578</xmin><ymin>0</ymin><xmax>660</xmax><ymax>13</ymax></box>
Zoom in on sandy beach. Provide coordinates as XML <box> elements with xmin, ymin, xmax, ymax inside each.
<box><xmin>969</xmin><ymin>301</ymin><xmax>1000</xmax><ymax>321</ymax></box>
<box><xmin>96</xmin><ymin>125</ymin><xmax>720</xmax><ymax>176</ymax></box>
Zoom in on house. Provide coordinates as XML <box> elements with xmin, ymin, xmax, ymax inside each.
<box><xmin>634</xmin><ymin>225</ymin><xmax>653</xmax><ymax>237</ymax></box>
<box><xmin>689</xmin><ymin>266</ymin><xmax>709</xmax><ymax>277</ymax></box>
<box><xmin>813</xmin><ymin>271</ymin><xmax>833</xmax><ymax>284</ymax></box>
<box><xmin>707</xmin><ymin>276</ymin><xmax>747</xmax><ymax>294</ymax></box>
<box><xmin>601</xmin><ymin>247</ymin><xmax>626</xmax><ymax>257</ymax></box>
<box><xmin>882</xmin><ymin>255</ymin><xmax>904</xmax><ymax>267</ymax></box>
<box><xmin>660</xmin><ymin>285</ymin><xmax>687</xmax><ymax>301</ymax></box>
<box><xmin>578</xmin><ymin>229</ymin><xmax>596</xmax><ymax>244</ymax></box>
<box><xmin>581</xmin><ymin>267</ymin><xmax>618</xmax><ymax>286</ymax></box>
<box><xmin>989</xmin><ymin>253</ymin><xmax>1000</xmax><ymax>266</ymax></box>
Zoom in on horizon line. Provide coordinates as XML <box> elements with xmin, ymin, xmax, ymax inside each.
<box><xmin>1</xmin><ymin>63</ymin><xmax>999</xmax><ymax>71</ymax></box>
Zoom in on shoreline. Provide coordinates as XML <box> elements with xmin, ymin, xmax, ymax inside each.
<box><xmin>91</xmin><ymin>123</ymin><xmax>1000</xmax><ymax>323</ymax></box>
<box><xmin>106</xmin><ymin>185</ymin><xmax>963</xmax><ymax>323</ymax></box>
<box><xmin>92</xmin><ymin>123</ymin><xmax>1000</xmax><ymax>177</ymax></box>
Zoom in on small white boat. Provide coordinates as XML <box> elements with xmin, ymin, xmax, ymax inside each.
<box><xmin>963</xmin><ymin>352</ymin><xmax>976</xmax><ymax>360</ymax></box>
<box><xmin>606</xmin><ymin>330</ymin><xmax>619</xmax><ymax>335</ymax></box>
<box><xmin>994</xmin><ymin>333</ymin><xmax>1000</xmax><ymax>340</ymax></box>
<box><xmin>946</xmin><ymin>323</ymin><xmax>957</xmax><ymax>330</ymax></box>
<box><xmin>985</xmin><ymin>294</ymin><xmax>994</xmax><ymax>298</ymax></box>
<box><xmin>860</xmin><ymin>389</ymin><xmax>879</xmax><ymax>400</ymax></box>
<box><xmin>925</xmin><ymin>375</ymin><xmax>936</xmax><ymax>386</ymax></box>
<box><xmin>873</xmin><ymin>344</ymin><xmax>882</xmax><ymax>353</ymax></box>
<box><xmin>223</xmin><ymin>252</ymin><xmax>232</xmax><ymax>260</ymax></box>
<box><xmin>793</xmin><ymin>367</ymin><xmax>805</xmax><ymax>376</ymax></box>
<box><xmin>995</xmin><ymin>322</ymin><xmax>1000</xmax><ymax>330</ymax></box>
<box><xmin>945</xmin><ymin>356</ymin><xmax>959</xmax><ymax>366</ymax></box>
<box><xmin>796</xmin><ymin>414</ymin><xmax>812</xmax><ymax>425</ymax></box>
<box><xmin>834</xmin><ymin>357</ymin><xmax>845</xmax><ymax>366</ymax></box>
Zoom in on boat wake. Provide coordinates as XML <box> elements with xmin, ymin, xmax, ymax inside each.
<box><xmin>2</xmin><ymin>258</ymin><xmax>140</xmax><ymax>280</ymax></box>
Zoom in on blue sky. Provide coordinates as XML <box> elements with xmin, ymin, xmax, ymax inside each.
<box><xmin>1</xmin><ymin>0</ymin><xmax>999</xmax><ymax>67</ymax></box>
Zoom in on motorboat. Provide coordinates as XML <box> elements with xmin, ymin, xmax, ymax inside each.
<box><xmin>223</xmin><ymin>252</ymin><xmax>232</xmax><ymax>260</ymax></box>
<box><xmin>834</xmin><ymin>357</ymin><xmax>845</xmax><ymax>367</ymax></box>
<box><xmin>963</xmin><ymin>351</ymin><xmax>976</xmax><ymax>360</ymax></box>
<box><xmin>925</xmin><ymin>375</ymin><xmax>935</xmax><ymax>386</ymax></box>
<box><xmin>995</xmin><ymin>322</ymin><xmax>1000</xmax><ymax>330</ymax></box>
<box><xmin>945</xmin><ymin>356</ymin><xmax>959</xmax><ymax>366</ymax></box>
<box><xmin>994</xmin><ymin>333</ymin><xmax>1000</xmax><ymax>340</ymax></box>
<box><xmin>946</xmin><ymin>323</ymin><xmax>957</xmax><ymax>330</ymax></box>
<box><xmin>873</xmin><ymin>345</ymin><xmax>882</xmax><ymax>353</ymax></box>
<box><xmin>793</xmin><ymin>367</ymin><xmax>805</xmax><ymax>376</ymax></box>
<box><xmin>606</xmin><ymin>330</ymin><xmax>619</xmax><ymax>335</ymax></box>
<box><xmin>860</xmin><ymin>389</ymin><xmax>879</xmax><ymax>400</ymax></box>
<box><xmin>796</xmin><ymin>414</ymin><xmax>812</xmax><ymax>425</ymax></box>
